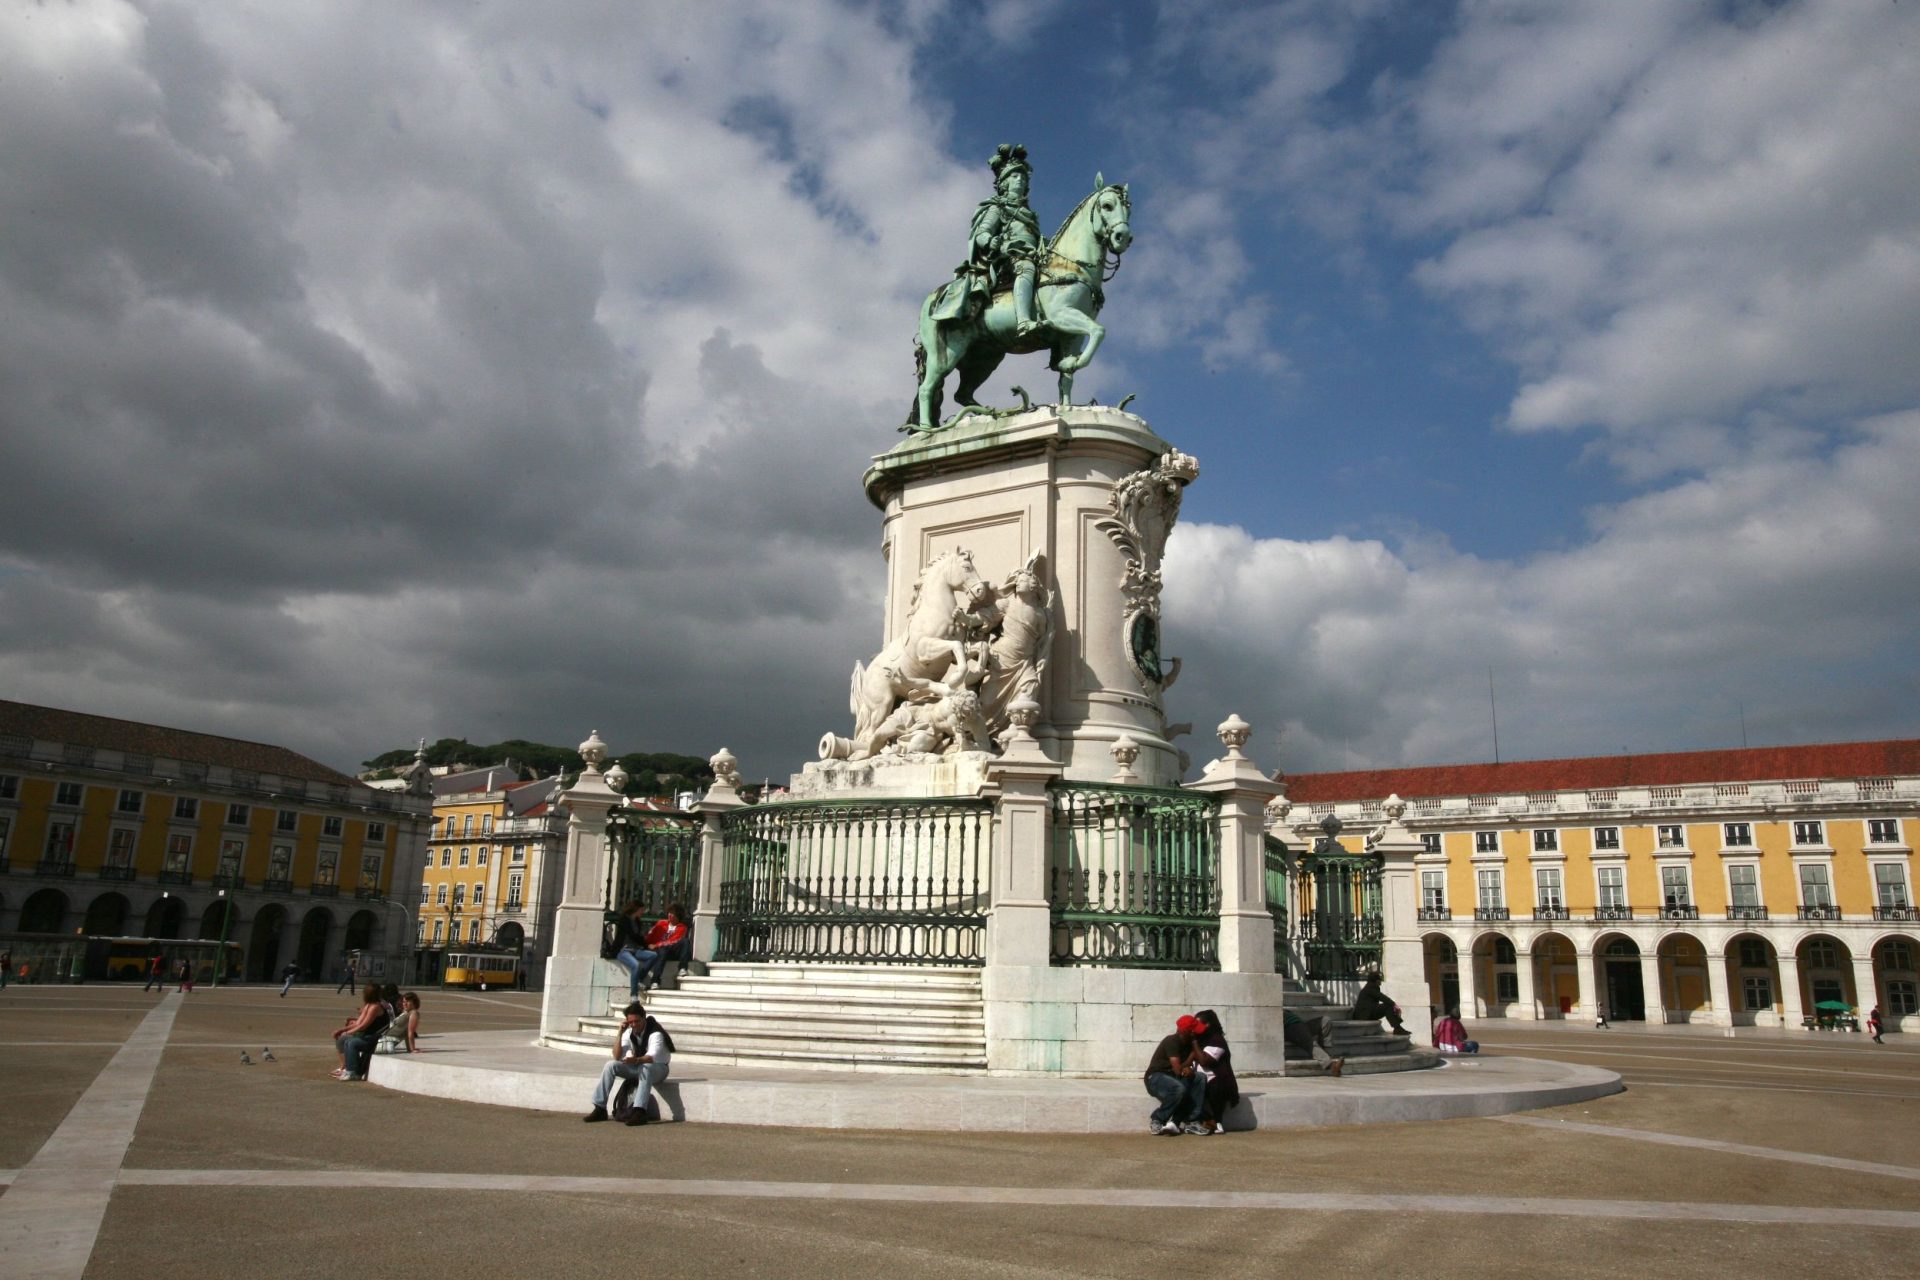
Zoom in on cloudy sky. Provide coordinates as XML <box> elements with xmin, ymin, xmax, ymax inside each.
<box><xmin>3</xmin><ymin>0</ymin><xmax>1917</xmax><ymax>782</ymax></box>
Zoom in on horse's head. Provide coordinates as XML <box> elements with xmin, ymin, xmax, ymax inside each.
<box><xmin>1091</xmin><ymin>174</ymin><xmax>1132</xmax><ymax>256</ymax></box>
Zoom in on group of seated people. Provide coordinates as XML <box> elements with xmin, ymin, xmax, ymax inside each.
<box><xmin>331</xmin><ymin>983</ymin><xmax>423</xmax><ymax>1080</ymax></box>
<box><xmin>608</xmin><ymin>901</ymin><xmax>692</xmax><ymax>999</ymax></box>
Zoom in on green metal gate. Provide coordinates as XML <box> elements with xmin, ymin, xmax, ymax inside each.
<box><xmin>603</xmin><ymin>810</ymin><xmax>702</xmax><ymax>919</ymax></box>
<box><xmin>1047</xmin><ymin>781</ymin><xmax>1220</xmax><ymax>969</ymax></box>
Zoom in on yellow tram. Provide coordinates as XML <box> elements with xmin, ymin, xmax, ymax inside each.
<box><xmin>441</xmin><ymin>948</ymin><xmax>520</xmax><ymax>989</ymax></box>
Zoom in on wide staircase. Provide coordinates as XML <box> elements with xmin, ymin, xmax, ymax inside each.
<box><xmin>550</xmin><ymin>962</ymin><xmax>989</xmax><ymax>1072</ymax></box>
<box><xmin>548</xmin><ymin>962</ymin><xmax>1435</xmax><ymax>1076</ymax></box>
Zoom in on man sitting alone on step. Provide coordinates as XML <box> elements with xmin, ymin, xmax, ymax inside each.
<box><xmin>1349</xmin><ymin>971</ymin><xmax>1410</xmax><ymax>1037</ymax></box>
<box><xmin>584</xmin><ymin>1002</ymin><xmax>673</xmax><ymax>1126</ymax></box>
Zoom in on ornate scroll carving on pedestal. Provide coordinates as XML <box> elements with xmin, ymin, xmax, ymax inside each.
<box><xmin>1094</xmin><ymin>449</ymin><xmax>1199</xmax><ymax>693</ymax></box>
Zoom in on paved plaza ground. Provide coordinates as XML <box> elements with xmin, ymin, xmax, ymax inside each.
<box><xmin>1</xmin><ymin>984</ymin><xmax>1915</xmax><ymax>1278</ymax></box>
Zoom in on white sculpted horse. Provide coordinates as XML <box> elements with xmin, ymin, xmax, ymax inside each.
<box><xmin>849</xmin><ymin>549</ymin><xmax>990</xmax><ymax>758</ymax></box>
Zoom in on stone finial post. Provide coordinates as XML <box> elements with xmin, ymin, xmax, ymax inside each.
<box><xmin>1185</xmin><ymin>713</ymin><xmax>1284</xmax><ymax>974</ymax></box>
<box><xmin>538</xmin><ymin>730</ymin><xmax>627</xmax><ymax>1042</ymax></box>
<box><xmin>1368</xmin><ymin>792</ymin><xmax>1434</xmax><ymax>1044</ymax></box>
<box><xmin>1109</xmin><ymin>734</ymin><xmax>1141</xmax><ymax>784</ymax></box>
<box><xmin>984</xmin><ymin>702</ymin><xmax>1061</xmax><ymax>971</ymax></box>
<box><xmin>691</xmin><ymin>747</ymin><xmax>747</xmax><ymax>966</ymax></box>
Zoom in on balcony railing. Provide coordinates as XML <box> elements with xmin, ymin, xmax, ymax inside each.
<box><xmin>1659</xmin><ymin>904</ymin><xmax>1701</xmax><ymax>921</ymax></box>
<box><xmin>1798</xmin><ymin>904</ymin><xmax>1841</xmax><ymax>921</ymax></box>
<box><xmin>308</xmin><ymin>883</ymin><xmax>339</xmax><ymax>898</ymax></box>
<box><xmin>262</xmin><ymin>878</ymin><xmax>294</xmax><ymax>894</ymax></box>
<box><xmin>1533</xmin><ymin>906</ymin><xmax>1569</xmax><ymax>921</ymax></box>
<box><xmin>354</xmin><ymin>886</ymin><xmax>383</xmax><ymax>900</ymax></box>
<box><xmin>1473</xmin><ymin>906</ymin><xmax>1510</xmax><ymax>922</ymax></box>
<box><xmin>1873</xmin><ymin>905</ymin><xmax>1918</xmax><ymax>922</ymax></box>
<box><xmin>1591</xmin><ymin>905</ymin><xmax>1634</xmax><ymax>922</ymax></box>
<box><xmin>501</xmin><ymin>902</ymin><xmax>523</xmax><ymax>915</ymax></box>
<box><xmin>1727</xmin><ymin>905</ymin><xmax>1769</xmax><ymax>921</ymax></box>
<box><xmin>1416</xmin><ymin>906</ymin><xmax>1451</xmax><ymax>921</ymax></box>
<box><xmin>98</xmin><ymin>864</ymin><xmax>138</xmax><ymax>882</ymax></box>
<box><xmin>35</xmin><ymin>859</ymin><xmax>77</xmax><ymax>878</ymax></box>
<box><xmin>210</xmin><ymin>872</ymin><xmax>245</xmax><ymax>890</ymax></box>
<box><xmin>158</xmin><ymin>869</ymin><xmax>192</xmax><ymax>885</ymax></box>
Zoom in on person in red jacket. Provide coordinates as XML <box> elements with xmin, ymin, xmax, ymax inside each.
<box><xmin>633</xmin><ymin>903</ymin><xmax>691</xmax><ymax>993</ymax></box>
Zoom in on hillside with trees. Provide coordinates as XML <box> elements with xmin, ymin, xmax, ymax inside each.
<box><xmin>360</xmin><ymin>737</ymin><xmax>712</xmax><ymax>798</ymax></box>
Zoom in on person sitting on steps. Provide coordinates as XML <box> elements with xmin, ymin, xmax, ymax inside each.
<box><xmin>1283</xmin><ymin>1008</ymin><xmax>1346</xmax><ymax>1076</ymax></box>
<box><xmin>1349</xmin><ymin>972</ymin><xmax>1409</xmax><ymax>1036</ymax></box>
<box><xmin>584</xmin><ymin>1001</ymin><xmax>674</xmax><ymax>1126</ymax></box>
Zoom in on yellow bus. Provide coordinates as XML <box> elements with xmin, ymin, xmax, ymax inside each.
<box><xmin>441</xmin><ymin>948</ymin><xmax>519</xmax><ymax>989</ymax></box>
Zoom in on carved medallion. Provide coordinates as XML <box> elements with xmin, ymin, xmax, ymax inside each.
<box><xmin>1094</xmin><ymin>450</ymin><xmax>1198</xmax><ymax>693</ymax></box>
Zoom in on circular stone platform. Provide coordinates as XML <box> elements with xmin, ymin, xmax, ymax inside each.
<box><xmin>372</xmin><ymin>1032</ymin><xmax>1621</xmax><ymax>1133</ymax></box>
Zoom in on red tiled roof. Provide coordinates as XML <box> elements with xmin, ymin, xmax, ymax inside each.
<box><xmin>1285</xmin><ymin>739</ymin><xmax>1920</xmax><ymax>803</ymax></box>
<box><xmin>0</xmin><ymin>699</ymin><xmax>359</xmax><ymax>787</ymax></box>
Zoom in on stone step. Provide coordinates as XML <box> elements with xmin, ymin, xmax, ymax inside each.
<box><xmin>635</xmin><ymin>979</ymin><xmax>983</xmax><ymax>1006</ymax></box>
<box><xmin>1278</xmin><ymin>1048</ymin><xmax>1442</xmax><ymax>1077</ymax></box>
<box><xmin>611</xmin><ymin>989</ymin><xmax>984</xmax><ymax>1019</ymax></box>
<box><xmin>545</xmin><ymin>1029</ymin><xmax>986</xmax><ymax>1072</ymax></box>
<box><xmin>701</xmin><ymin>962</ymin><xmax>982</xmax><ymax>987</ymax></box>
<box><xmin>580</xmin><ymin>1012</ymin><xmax>985</xmax><ymax>1045</ymax></box>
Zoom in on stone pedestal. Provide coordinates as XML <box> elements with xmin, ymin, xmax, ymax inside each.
<box><xmin>692</xmin><ymin>766</ymin><xmax>747</xmax><ymax>966</ymax></box>
<box><xmin>861</xmin><ymin>405</ymin><xmax>1193</xmax><ymax>786</ymax></box>
<box><xmin>1185</xmin><ymin>717</ymin><xmax>1282</xmax><ymax>975</ymax></box>
<box><xmin>538</xmin><ymin>735</ymin><xmax>622</xmax><ymax>1043</ymax></box>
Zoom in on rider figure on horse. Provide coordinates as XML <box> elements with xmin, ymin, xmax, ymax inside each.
<box><xmin>960</xmin><ymin>143</ymin><xmax>1043</xmax><ymax>339</ymax></box>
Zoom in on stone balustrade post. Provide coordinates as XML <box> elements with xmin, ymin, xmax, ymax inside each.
<box><xmin>539</xmin><ymin>730</ymin><xmax>623</xmax><ymax>1043</ymax></box>
<box><xmin>692</xmin><ymin>748</ymin><xmax>747</xmax><ymax>968</ymax></box>
<box><xmin>1185</xmin><ymin>715</ymin><xmax>1281</xmax><ymax>975</ymax></box>
<box><xmin>1364</xmin><ymin>794</ymin><xmax>1431</xmax><ymax>1042</ymax></box>
<box><xmin>984</xmin><ymin>699</ymin><xmax>1060</xmax><ymax>968</ymax></box>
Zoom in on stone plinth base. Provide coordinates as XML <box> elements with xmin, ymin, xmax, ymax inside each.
<box><xmin>790</xmin><ymin>754</ymin><xmax>993</xmax><ymax>799</ymax></box>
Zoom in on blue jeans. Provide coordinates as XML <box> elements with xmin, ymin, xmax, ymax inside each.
<box><xmin>593</xmin><ymin>1059</ymin><xmax>668</xmax><ymax>1111</ymax></box>
<box><xmin>1145</xmin><ymin>1071</ymin><xmax>1205</xmax><ymax>1126</ymax></box>
<box><xmin>612</xmin><ymin>948</ymin><xmax>645</xmax><ymax>997</ymax></box>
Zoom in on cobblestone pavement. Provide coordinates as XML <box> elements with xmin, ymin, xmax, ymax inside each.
<box><xmin>1</xmin><ymin>986</ymin><xmax>1915</xmax><ymax>1279</ymax></box>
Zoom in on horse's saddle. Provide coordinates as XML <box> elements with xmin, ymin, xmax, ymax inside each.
<box><xmin>928</xmin><ymin>275</ymin><xmax>972</xmax><ymax>323</ymax></box>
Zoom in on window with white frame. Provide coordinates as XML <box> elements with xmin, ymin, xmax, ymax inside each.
<box><xmin>1661</xmin><ymin>864</ymin><xmax>1691</xmax><ymax>907</ymax></box>
<box><xmin>1536</xmin><ymin>866</ymin><xmax>1564</xmax><ymax>909</ymax></box>
<box><xmin>1742</xmin><ymin>975</ymin><xmax>1773</xmax><ymax>1010</ymax></box>
<box><xmin>1728</xmin><ymin>864</ymin><xmax>1761</xmax><ymax>907</ymax></box>
<box><xmin>0</xmin><ymin>774</ymin><xmax>17</xmax><ymax>800</ymax></box>
<box><xmin>277</xmin><ymin>809</ymin><xmax>298</xmax><ymax>833</ymax></box>
<box><xmin>1656</xmin><ymin>824</ymin><xmax>1685</xmax><ymax>849</ymax></box>
<box><xmin>1883</xmin><ymin>941</ymin><xmax>1913</xmax><ymax>971</ymax></box>
<box><xmin>1722</xmin><ymin>821</ymin><xmax>1753</xmax><ymax>847</ymax></box>
<box><xmin>471</xmin><ymin>881</ymin><xmax>484</xmax><ymax>902</ymax></box>
<box><xmin>1798</xmin><ymin>863</ymin><xmax>1833</xmax><ymax>907</ymax></box>
<box><xmin>1890</xmin><ymin>980</ymin><xmax>1918</xmax><ymax>1017</ymax></box>
<box><xmin>432</xmin><ymin>919</ymin><xmax>444</xmax><ymax>944</ymax></box>
<box><xmin>440</xmin><ymin>848</ymin><xmax>452</xmax><ymax>867</ymax></box>
<box><xmin>1737</xmin><ymin>938</ymin><xmax>1770</xmax><ymax>968</ymax></box>
<box><xmin>452</xmin><ymin>884</ymin><xmax>466</xmax><ymax>908</ymax></box>
<box><xmin>482</xmin><ymin>814</ymin><xmax>493</xmax><ymax>834</ymax></box>
<box><xmin>435</xmin><ymin>884</ymin><xmax>448</xmax><ymax>906</ymax></box>
<box><xmin>1874</xmin><ymin>863</ymin><xmax>1910</xmax><ymax>909</ymax></box>
<box><xmin>1594</xmin><ymin>826</ymin><xmax>1621</xmax><ymax>851</ymax></box>
<box><xmin>1793</xmin><ymin>820</ymin><xmax>1826</xmax><ymax>846</ymax></box>
<box><xmin>462</xmin><ymin>814</ymin><xmax>474</xmax><ymax>835</ymax></box>
<box><xmin>1805</xmin><ymin>938</ymin><xmax>1840</xmax><ymax>969</ymax></box>
<box><xmin>217</xmin><ymin>839</ymin><xmax>244</xmax><ymax>880</ymax></box>
<box><xmin>1474</xmin><ymin>831</ymin><xmax>1499</xmax><ymax>854</ymax></box>
<box><xmin>315</xmin><ymin>850</ymin><xmax>338</xmax><ymax>886</ymax></box>
<box><xmin>54</xmin><ymin>781</ymin><xmax>83</xmax><ymax>806</ymax></box>
<box><xmin>417</xmin><ymin>919</ymin><xmax>426</xmax><ymax>944</ymax></box>
<box><xmin>458</xmin><ymin>847</ymin><xmax>470</xmax><ymax>867</ymax></box>
<box><xmin>477</xmin><ymin>846</ymin><xmax>489</xmax><ymax>866</ymax></box>
<box><xmin>1868</xmin><ymin>819</ymin><xmax>1901</xmax><ymax>845</ymax></box>
<box><xmin>107</xmin><ymin>827</ymin><xmax>136</xmax><ymax>868</ymax></box>
<box><xmin>1531</xmin><ymin>829</ymin><xmax>1559</xmax><ymax>853</ymax></box>
<box><xmin>1421</xmin><ymin>871</ymin><xmax>1446</xmax><ymax>910</ymax></box>
<box><xmin>1597</xmin><ymin>866</ymin><xmax>1626</xmax><ymax>909</ymax></box>
<box><xmin>1477</xmin><ymin>868</ymin><xmax>1504</xmax><ymax>909</ymax></box>
<box><xmin>322</xmin><ymin>816</ymin><xmax>343</xmax><ymax>838</ymax></box>
<box><xmin>173</xmin><ymin>796</ymin><xmax>198</xmax><ymax>821</ymax></box>
<box><xmin>366</xmin><ymin>822</ymin><xmax>385</xmax><ymax>843</ymax></box>
<box><xmin>43</xmin><ymin>821</ymin><xmax>75</xmax><ymax>864</ymax></box>
<box><xmin>268</xmin><ymin>844</ymin><xmax>292</xmax><ymax>882</ymax></box>
<box><xmin>116</xmin><ymin>789</ymin><xmax>143</xmax><ymax>814</ymax></box>
<box><xmin>360</xmin><ymin>854</ymin><xmax>383</xmax><ymax>891</ymax></box>
<box><xmin>468</xmin><ymin>919</ymin><xmax>481</xmax><ymax>943</ymax></box>
<box><xmin>507</xmin><ymin>870</ymin><xmax>523</xmax><ymax>908</ymax></box>
<box><xmin>1420</xmin><ymin>833</ymin><xmax>1440</xmax><ymax>854</ymax></box>
<box><xmin>225</xmin><ymin>804</ymin><xmax>249</xmax><ymax>827</ymax></box>
<box><xmin>511</xmin><ymin>845</ymin><xmax>526</xmax><ymax>864</ymax></box>
<box><xmin>164</xmin><ymin>833</ymin><xmax>191</xmax><ymax>874</ymax></box>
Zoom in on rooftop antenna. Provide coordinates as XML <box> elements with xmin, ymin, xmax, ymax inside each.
<box><xmin>1488</xmin><ymin>666</ymin><xmax>1501</xmax><ymax>765</ymax></box>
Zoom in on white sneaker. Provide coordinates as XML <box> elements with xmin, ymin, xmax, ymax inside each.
<box><xmin>1157</xmin><ymin>1121</ymin><xmax>1183</xmax><ymax>1136</ymax></box>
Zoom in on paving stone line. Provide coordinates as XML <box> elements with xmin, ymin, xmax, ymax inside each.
<box><xmin>110</xmin><ymin>1169</ymin><xmax>1920</xmax><ymax>1229</ymax></box>
<box><xmin>1482</xmin><ymin>1042</ymin><xmax>1919</xmax><ymax>1083</ymax></box>
<box><xmin>0</xmin><ymin>993</ymin><xmax>181</xmax><ymax>1278</ymax></box>
<box><xmin>1495</xmin><ymin>1114</ymin><xmax>1920</xmax><ymax>1182</ymax></box>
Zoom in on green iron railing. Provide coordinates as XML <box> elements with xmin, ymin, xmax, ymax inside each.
<box><xmin>715</xmin><ymin>796</ymin><xmax>990</xmax><ymax>966</ymax></box>
<box><xmin>1264</xmin><ymin>834</ymin><xmax>1291</xmax><ymax>974</ymax></box>
<box><xmin>603</xmin><ymin>809</ymin><xmax>702</xmax><ymax>920</ymax></box>
<box><xmin>1047</xmin><ymin>781</ymin><xmax>1220</xmax><ymax>969</ymax></box>
<box><xmin>1291</xmin><ymin>819</ymin><xmax>1384</xmax><ymax>1002</ymax></box>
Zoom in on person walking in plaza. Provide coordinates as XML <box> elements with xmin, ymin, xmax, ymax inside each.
<box><xmin>1868</xmin><ymin>1005</ymin><xmax>1884</xmax><ymax>1044</ymax></box>
<box><xmin>336</xmin><ymin>955</ymin><xmax>358</xmax><ymax>995</ymax></box>
<box><xmin>0</xmin><ymin>948</ymin><xmax>10</xmax><ymax>990</ymax></box>
<box><xmin>279</xmin><ymin>961</ymin><xmax>299</xmax><ymax>997</ymax></box>
<box><xmin>1283</xmin><ymin>1008</ymin><xmax>1346</xmax><ymax>1076</ymax></box>
<box><xmin>175</xmin><ymin>957</ymin><xmax>194</xmax><ymax>993</ymax></box>
<box><xmin>143</xmin><ymin>953</ymin><xmax>165</xmax><ymax>992</ymax></box>
<box><xmin>1142</xmin><ymin>1014</ymin><xmax>1207</xmax><ymax>1135</ymax></box>
<box><xmin>1434</xmin><ymin>1008</ymin><xmax>1479</xmax><ymax>1055</ymax></box>
<box><xmin>633</xmin><ymin>903</ymin><xmax>692</xmax><ymax>992</ymax></box>
<box><xmin>1349</xmin><ymin>971</ymin><xmax>1408</xmax><ymax>1036</ymax></box>
<box><xmin>583</xmin><ymin>1001</ymin><xmax>673</xmax><ymax>1125</ymax></box>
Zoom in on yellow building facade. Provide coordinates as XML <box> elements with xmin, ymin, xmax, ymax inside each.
<box><xmin>416</xmin><ymin>764</ymin><xmax>565</xmax><ymax>985</ymax></box>
<box><xmin>1287</xmin><ymin>740</ymin><xmax>1920</xmax><ymax>1032</ymax></box>
<box><xmin>0</xmin><ymin>700</ymin><xmax>430</xmax><ymax>983</ymax></box>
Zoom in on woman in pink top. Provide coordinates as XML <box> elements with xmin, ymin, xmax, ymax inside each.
<box><xmin>634</xmin><ymin>903</ymin><xmax>691</xmax><ymax>992</ymax></box>
<box><xmin>1434</xmin><ymin>1009</ymin><xmax>1479</xmax><ymax>1055</ymax></box>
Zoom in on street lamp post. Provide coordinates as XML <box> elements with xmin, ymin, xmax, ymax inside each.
<box><xmin>213</xmin><ymin>889</ymin><xmax>235</xmax><ymax>987</ymax></box>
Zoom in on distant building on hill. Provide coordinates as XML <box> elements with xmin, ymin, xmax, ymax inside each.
<box><xmin>1285</xmin><ymin>739</ymin><xmax>1919</xmax><ymax>1032</ymax></box>
<box><xmin>0</xmin><ymin>700</ymin><xmax>430</xmax><ymax>983</ymax></box>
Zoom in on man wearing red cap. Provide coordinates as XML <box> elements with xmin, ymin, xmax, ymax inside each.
<box><xmin>1142</xmin><ymin>1014</ymin><xmax>1208</xmax><ymax>1135</ymax></box>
